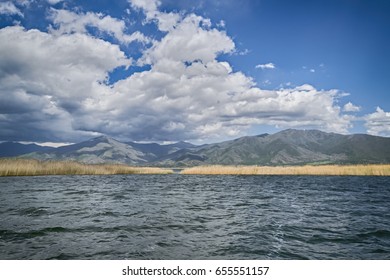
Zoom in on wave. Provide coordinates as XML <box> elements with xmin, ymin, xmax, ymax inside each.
<box><xmin>357</xmin><ymin>229</ymin><xmax>390</xmax><ymax>239</ymax></box>
<box><xmin>0</xmin><ymin>227</ymin><xmax>70</xmax><ymax>241</ymax></box>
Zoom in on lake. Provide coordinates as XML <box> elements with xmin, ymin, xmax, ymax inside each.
<box><xmin>0</xmin><ymin>175</ymin><xmax>389</xmax><ymax>259</ymax></box>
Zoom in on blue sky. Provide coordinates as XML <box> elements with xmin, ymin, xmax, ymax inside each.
<box><xmin>0</xmin><ymin>0</ymin><xmax>389</xmax><ymax>144</ymax></box>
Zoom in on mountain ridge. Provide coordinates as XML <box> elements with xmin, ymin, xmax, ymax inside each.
<box><xmin>0</xmin><ymin>142</ymin><xmax>53</xmax><ymax>158</ymax></box>
<box><xmin>2</xmin><ymin>129</ymin><xmax>390</xmax><ymax>166</ymax></box>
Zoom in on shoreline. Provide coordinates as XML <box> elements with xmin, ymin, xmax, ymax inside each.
<box><xmin>1</xmin><ymin>159</ymin><xmax>390</xmax><ymax>176</ymax></box>
<box><xmin>180</xmin><ymin>164</ymin><xmax>390</xmax><ymax>176</ymax></box>
<box><xmin>0</xmin><ymin>159</ymin><xmax>173</xmax><ymax>176</ymax></box>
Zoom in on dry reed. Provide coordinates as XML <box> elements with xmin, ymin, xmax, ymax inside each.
<box><xmin>180</xmin><ymin>164</ymin><xmax>390</xmax><ymax>176</ymax></box>
<box><xmin>0</xmin><ymin>159</ymin><xmax>173</xmax><ymax>176</ymax></box>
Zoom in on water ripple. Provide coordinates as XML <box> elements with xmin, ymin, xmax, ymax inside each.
<box><xmin>0</xmin><ymin>175</ymin><xmax>389</xmax><ymax>259</ymax></box>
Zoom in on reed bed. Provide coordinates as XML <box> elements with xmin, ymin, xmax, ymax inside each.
<box><xmin>0</xmin><ymin>159</ymin><xmax>173</xmax><ymax>176</ymax></box>
<box><xmin>180</xmin><ymin>164</ymin><xmax>390</xmax><ymax>176</ymax></box>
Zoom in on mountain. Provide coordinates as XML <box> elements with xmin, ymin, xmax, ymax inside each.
<box><xmin>0</xmin><ymin>142</ymin><xmax>52</xmax><ymax>157</ymax></box>
<box><xmin>22</xmin><ymin>136</ymin><xmax>148</xmax><ymax>164</ymax></box>
<box><xmin>3</xmin><ymin>129</ymin><xmax>390</xmax><ymax>166</ymax></box>
<box><xmin>18</xmin><ymin>136</ymin><xmax>196</xmax><ymax>165</ymax></box>
<box><xmin>126</xmin><ymin>141</ymin><xmax>196</xmax><ymax>161</ymax></box>
<box><xmin>158</xmin><ymin>129</ymin><xmax>390</xmax><ymax>166</ymax></box>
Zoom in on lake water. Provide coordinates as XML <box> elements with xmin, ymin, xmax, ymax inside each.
<box><xmin>0</xmin><ymin>175</ymin><xmax>389</xmax><ymax>259</ymax></box>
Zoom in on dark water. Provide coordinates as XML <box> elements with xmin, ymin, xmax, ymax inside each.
<box><xmin>0</xmin><ymin>175</ymin><xmax>389</xmax><ymax>259</ymax></box>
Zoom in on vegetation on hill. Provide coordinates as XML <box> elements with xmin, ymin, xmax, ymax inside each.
<box><xmin>1</xmin><ymin>129</ymin><xmax>390</xmax><ymax>166</ymax></box>
<box><xmin>157</xmin><ymin>129</ymin><xmax>390</xmax><ymax>166</ymax></box>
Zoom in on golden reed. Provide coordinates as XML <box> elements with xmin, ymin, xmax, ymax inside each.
<box><xmin>180</xmin><ymin>165</ymin><xmax>390</xmax><ymax>176</ymax></box>
<box><xmin>0</xmin><ymin>159</ymin><xmax>173</xmax><ymax>176</ymax></box>
<box><xmin>2</xmin><ymin>159</ymin><xmax>389</xmax><ymax>176</ymax></box>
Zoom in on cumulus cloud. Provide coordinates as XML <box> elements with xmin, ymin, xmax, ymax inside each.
<box><xmin>0</xmin><ymin>26</ymin><xmax>130</xmax><ymax>141</ymax></box>
<box><xmin>129</xmin><ymin>0</ymin><xmax>181</xmax><ymax>32</ymax></box>
<box><xmin>343</xmin><ymin>102</ymin><xmax>361</xmax><ymax>112</ymax></box>
<box><xmin>255</xmin><ymin>63</ymin><xmax>275</xmax><ymax>70</ymax></box>
<box><xmin>140</xmin><ymin>14</ymin><xmax>235</xmax><ymax>65</ymax></box>
<box><xmin>129</xmin><ymin>0</ymin><xmax>160</xmax><ymax>13</ymax></box>
<box><xmin>104</xmin><ymin>60</ymin><xmax>352</xmax><ymax>142</ymax></box>
<box><xmin>364</xmin><ymin>107</ymin><xmax>390</xmax><ymax>136</ymax></box>
<box><xmin>0</xmin><ymin>1</ymin><xmax>23</xmax><ymax>17</ymax></box>
<box><xmin>0</xmin><ymin>3</ymin><xmax>363</xmax><ymax>143</ymax></box>
<box><xmin>48</xmin><ymin>9</ymin><xmax>151</xmax><ymax>44</ymax></box>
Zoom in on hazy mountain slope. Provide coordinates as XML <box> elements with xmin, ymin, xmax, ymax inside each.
<box><xmin>20</xmin><ymin>136</ymin><xmax>197</xmax><ymax>165</ymax></box>
<box><xmin>0</xmin><ymin>142</ymin><xmax>52</xmax><ymax>157</ymax></box>
<box><xmin>323</xmin><ymin>133</ymin><xmax>390</xmax><ymax>163</ymax></box>
<box><xmin>127</xmin><ymin>141</ymin><xmax>196</xmax><ymax>161</ymax></box>
<box><xmin>24</xmin><ymin>136</ymin><xmax>148</xmax><ymax>164</ymax></box>
<box><xmin>7</xmin><ymin>129</ymin><xmax>390</xmax><ymax>166</ymax></box>
<box><xmin>160</xmin><ymin>129</ymin><xmax>390</xmax><ymax>166</ymax></box>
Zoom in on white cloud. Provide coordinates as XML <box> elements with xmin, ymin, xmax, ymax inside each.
<box><xmin>0</xmin><ymin>1</ymin><xmax>23</xmax><ymax>17</ymax></box>
<box><xmin>310</xmin><ymin>69</ymin><xmax>315</xmax><ymax>73</ymax></box>
<box><xmin>255</xmin><ymin>63</ymin><xmax>275</xmax><ymax>70</ymax></box>
<box><xmin>47</xmin><ymin>0</ymin><xmax>64</xmax><ymax>4</ymax></box>
<box><xmin>19</xmin><ymin>141</ymin><xmax>72</xmax><ymax>147</ymax></box>
<box><xmin>129</xmin><ymin>0</ymin><xmax>181</xmax><ymax>32</ymax></box>
<box><xmin>236</xmin><ymin>48</ymin><xmax>250</xmax><ymax>56</ymax></box>
<box><xmin>263</xmin><ymin>79</ymin><xmax>271</xmax><ymax>85</ymax></box>
<box><xmin>12</xmin><ymin>0</ymin><xmax>33</xmax><ymax>6</ymax></box>
<box><xmin>106</xmin><ymin>55</ymin><xmax>352</xmax><ymax>141</ymax></box>
<box><xmin>0</xmin><ymin>4</ymin><xmax>359</xmax><ymax>143</ymax></box>
<box><xmin>154</xmin><ymin>11</ymin><xmax>182</xmax><ymax>32</ymax></box>
<box><xmin>48</xmin><ymin>9</ymin><xmax>151</xmax><ymax>44</ymax></box>
<box><xmin>364</xmin><ymin>107</ymin><xmax>390</xmax><ymax>136</ymax></box>
<box><xmin>217</xmin><ymin>20</ymin><xmax>226</xmax><ymax>28</ymax></box>
<box><xmin>129</xmin><ymin>0</ymin><xmax>160</xmax><ymax>13</ymax></box>
<box><xmin>0</xmin><ymin>26</ymin><xmax>130</xmax><ymax>141</ymax></box>
<box><xmin>140</xmin><ymin>14</ymin><xmax>235</xmax><ymax>65</ymax></box>
<box><xmin>343</xmin><ymin>102</ymin><xmax>361</xmax><ymax>112</ymax></box>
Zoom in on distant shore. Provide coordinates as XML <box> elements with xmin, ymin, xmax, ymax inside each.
<box><xmin>1</xmin><ymin>159</ymin><xmax>390</xmax><ymax>176</ymax></box>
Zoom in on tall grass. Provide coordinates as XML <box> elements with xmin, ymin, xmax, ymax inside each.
<box><xmin>2</xmin><ymin>159</ymin><xmax>389</xmax><ymax>176</ymax></box>
<box><xmin>0</xmin><ymin>159</ymin><xmax>173</xmax><ymax>176</ymax></box>
<box><xmin>180</xmin><ymin>165</ymin><xmax>390</xmax><ymax>176</ymax></box>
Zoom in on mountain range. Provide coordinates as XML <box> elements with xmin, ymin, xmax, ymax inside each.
<box><xmin>1</xmin><ymin>129</ymin><xmax>390</xmax><ymax>166</ymax></box>
<box><xmin>0</xmin><ymin>142</ymin><xmax>52</xmax><ymax>158</ymax></box>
